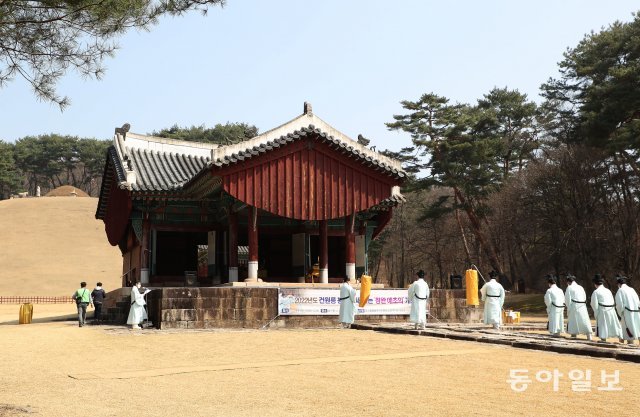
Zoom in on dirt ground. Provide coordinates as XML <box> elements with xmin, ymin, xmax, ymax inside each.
<box><xmin>0</xmin><ymin>198</ymin><xmax>122</xmax><ymax>296</ymax></box>
<box><xmin>0</xmin><ymin>305</ymin><xmax>638</xmax><ymax>417</ymax></box>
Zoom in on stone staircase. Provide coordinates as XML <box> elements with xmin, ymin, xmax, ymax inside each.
<box><xmin>99</xmin><ymin>288</ymin><xmax>131</xmax><ymax>325</ymax></box>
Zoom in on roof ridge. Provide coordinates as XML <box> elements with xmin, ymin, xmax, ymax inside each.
<box><xmin>124</xmin><ymin>132</ymin><xmax>221</xmax><ymax>150</ymax></box>
<box><xmin>211</xmin><ymin>113</ymin><xmax>404</xmax><ymax>173</ymax></box>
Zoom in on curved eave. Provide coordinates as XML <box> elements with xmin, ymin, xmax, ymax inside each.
<box><xmin>206</xmin><ymin>125</ymin><xmax>406</xmax><ymax>180</ymax></box>
<box><xmin>96</xmin><ymin>146</ymin><xmax>127</xmax><ymax>220</ymax></box>
<box><xmin>368</xmin><ymin>193</ymin><xmax>406</xmax><ymax>212</ymax></box>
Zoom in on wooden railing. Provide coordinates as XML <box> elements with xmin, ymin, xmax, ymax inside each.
<box><xmin>0</xmin><ymin>296</ymin><xmax>75</xmax><ymax>304</ymax></box>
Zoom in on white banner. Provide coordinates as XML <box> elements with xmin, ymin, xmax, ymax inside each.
<box><xmin>278</xmin><ymin>288</ymin><xmax>411</xmax><ymax>315</ymax></box>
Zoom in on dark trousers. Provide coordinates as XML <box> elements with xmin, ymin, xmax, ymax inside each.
<box><xmin>94</xmin><ymin>302</ymin><xmax>103</xmax><ymax>321</ymax></box>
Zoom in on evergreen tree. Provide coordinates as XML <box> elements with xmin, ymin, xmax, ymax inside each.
<box><xmin>541</xmin><ymin>11</ymin><xmax>640</xmax><ymax>157</ymax></box>
<box><xmin>152</xmin><ymin>122</ymin><xmax>258</xmax><ymax>145</ymax></box>
<box><xmin>0</xmin><ymin>140</ymin><xmax>21</xmax><ymax>198</ymax></box>
<box><xmin>0</xmin><ymin>0</ymin><xmax>226</xmax><ymax>108</ymax></box>
<box><xmin>387</xmin><ymin>90</ymin><xmax>538</xmax><ymax>286</ymax></box>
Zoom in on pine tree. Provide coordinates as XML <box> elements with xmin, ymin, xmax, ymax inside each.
<box><xmin>0</xmin><ymin>0</ymin><xmax>226</xmax><ymax>108</ymax></box>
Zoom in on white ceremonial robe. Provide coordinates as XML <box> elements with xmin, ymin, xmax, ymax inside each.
<box><xmin>545</xmin><ymin>284</ymin><xmax>565</xmax><ymax>334</ymax></box>
<box><xmin>615</xmin><ymin>284</ymin><xmax>640</xmax><ymax>341</ymax></box>
<box><xmin>338</xmin><ymin>282</ymin><xmax>357</xmax><ymax>325</ymax></box>
<box><xmin>591</xmin><ymin>285</ymin><xmax>623</xmax><ymax>340</ymax></box>
<box><xmin>564</xmin><ymin>282</ymin><xmax>592</xmax><ymax>336</ymax></box>
<box><xmin>126</xmin><ymin>286</ymin><xmax>148</xmax><ymax>326</ymax></box>
<box><xmin>480</xmin><ymin>279</ymin><xmax>505</xmax><ymax>326</ymax></box>
<box><xmin>408</xmin><ymin>278</ymin><xmax>430</xmax><ymax>326</ymax></box>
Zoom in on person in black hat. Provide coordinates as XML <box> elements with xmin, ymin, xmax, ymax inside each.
<box><xmin>590</xmin><ymin>274</ymin><xmax>623</xmax><ymax>342</ymax></box>
<box><xmin>480</xmin><ymin>270</ymin><xmax>505</xmax><ymax>330</ymax></box>
<box><xmin>615</xmin><ymin>275</ymin><xmax>640</xmax><ymax>344</ymax></box>
<box><xmin>544</xmin><ymin>275</ymin><xmax>565</xmax><ymax>337</ymax></box>
<box><xmin>408</xmin><ymin>270</ymin><xmax>429</xmax><ymax>330</ymax></box>
<box><xmin>564</xmin><ymin>274</ymin><xmax>592</xmax><ymax>340</ymax></box>
<box><xmin>338</xmin><ymin>276</ymin><xmax>357</xmax><ymax>328</ymax></box>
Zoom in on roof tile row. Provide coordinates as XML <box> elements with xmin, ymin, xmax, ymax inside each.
<box><xmin>210</xmin><ymin>125</ymin><xmax>405</xmax><ymax>178</ymax></box>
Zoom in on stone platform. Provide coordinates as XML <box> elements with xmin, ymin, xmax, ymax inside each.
<box><xmin>146</xmin><ymin>287</ymin><xmax>409</xmax><ymax>330</ymax></box>
<box><xmin>102</xmin><ymin>286</ymin><xmax>481</xmax><ymax>329</ymax></box>
<box><xmin>351</xmin><ymin>322</ymin><xmax>640</xmax><ymax>364</ymax></box>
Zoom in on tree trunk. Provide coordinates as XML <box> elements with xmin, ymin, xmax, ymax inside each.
<box><xmin>454</xmin><ymin>194</ymin><xmax>472</xmax><ymax>265</ymax></box>
<box><xmin>453</xmin><ymin>186</ymin><xmax>511</xmax><ymax>285</ymax></box>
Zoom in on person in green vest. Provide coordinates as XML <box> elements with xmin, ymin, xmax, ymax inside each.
<box><xmin>72</xmin><ymin>281</ymin><xmax>92</xmax><ymax>327</ymax></box>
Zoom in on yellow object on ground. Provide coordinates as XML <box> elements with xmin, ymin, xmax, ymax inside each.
<box><xmin>359</xmin><ymin>275</ymin><xmax>372</xmax><ymax>307</ymax></box>
<box><xmin>19</xmin><ymin>303</ymin><xmax>33</xmax><ymax>324</ymax></box>
<box><xmin>465</xmin><ymin>269</ymin><xmax>479</xmax><ymax>306</ymax></box>
<box><xmin>502</xmin><ymin>310</ymin><xmax>520</xmax><ymax>324</ymax></box>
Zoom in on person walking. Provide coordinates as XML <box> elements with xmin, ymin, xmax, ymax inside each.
<box><xmin>126</xmin><ymin>282</ymin><xmax>150</xmax><ymax>329</ymax></box>
<box><xmin>615</xmin><ymin>275</ymin><xmax>640</xmax><ymax>345</ymax></box>
<box><xmin>91</xmin><ymin>282</ymin><xmax>107</xmax><ymax>323</ymax></box>
<box><xmin>544</xmin><ymin>275</ymin><xmax>565</xmax><ymax>337</ymax></box>
<box><xmin>591</xmin><ymin>274</ymin><xmax>623</xmax><ymax>343</ymax></box>
<box><xmin>408</xmin><ymin>270</ymin><xmax>429</xmax><ymax>330</ymax></box>
<box><xmin>72</xmin><ymin>281</ymin><xmax>92</xmax><ymax>327</ymax></box>
<box><xmin>338</xmin><ymin>277</ymin><xmax>357</xmax><ymax>328</ymax></box>
<box><xmin>564</xmin><ymin>275</ymin><xmax>592</xmax><ymax>340</ymax></box>
<box><xmin>480</xmin><ymin>271</ymin><xmax>505</xmax><ymax>330</ymax></box>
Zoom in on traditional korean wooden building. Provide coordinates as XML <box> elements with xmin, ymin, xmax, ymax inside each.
<box><xmin>96</xmin><ymin>104</ymin><xmax>405</xmax><ymax>287</ymax></box>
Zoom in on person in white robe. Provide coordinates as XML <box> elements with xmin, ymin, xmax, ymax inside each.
<box><xmin>408</xmin><ymin>270</ymin><xmax>430</xmax><ymax>329</ymax></box>
<box><xmin>544</xmin><ymin>275</ymin><xmax>566</xmax><ymax>336</ymax></box>
<box><xmin>590</xmin><ymin>274</ymin><xmax>623</xmax><ymax>342</ymax></box>
<box><xmin>564</xmin><ymin>275</ymin><xmax>592</xmax><ymax>340</ymax></box>
<box><xmin>480</xmin><ymin>271</ymin><xmax>505</xmax><ymax>330</ymax></box>
<box><xmin>127</xmin><ymin>282</ymin><xmax>150</xmax><ymax>329</ymax></box>
<box><xmin>615</xmin><ymin>276</ymin><xmax>640</xmax><ymax>344</ymax></box>
<box><xmin>338</xmin><ymin>277</ymin><xmax>357</xmax><ymax>328</ymax></box>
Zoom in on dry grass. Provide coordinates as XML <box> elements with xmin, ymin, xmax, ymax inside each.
<box><xmin>0</xmin><ymin>198</ymin><xmax>122</xmax><ymax>296</ymax></box>
<box><xmin>0</xmin><ymin>304</ymin><xmax>638</xmax><ymax>417</ymax></box>
<box><xmin>44</xmin><ymin>185</ymin><xmax>89</xmax><ymax>197</ymax></box>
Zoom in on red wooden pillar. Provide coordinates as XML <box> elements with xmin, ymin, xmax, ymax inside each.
<box><xmin>228</xmin><ymin>211</ymin><xmax>238</xmax><ymax>282</ymax></box>
<box><xmin>345</xmin><ymin>213</ymin><xmax>356</xmax><ymax>281</ymax></box>
<box><xmin>319</xmin><ymin>220</ymin><xmax>328</xmax><ymax>283</ymax></box>
<box><xmin>247</xmin><ymin>206</ymin><xmax>259</xmax><ymax>281</ymax></box>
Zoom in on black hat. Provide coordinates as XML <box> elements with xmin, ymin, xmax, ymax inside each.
<box><xmin>592</xmin><ymin>274</ymin><xmax>604</xmax><ymax>285</ymax></box>
<box><xmin>616</xmin><ymin>275</ymin><xmax>627</xmax><ymax>285</ymax></box>
<box><xmin>489</xmin><ymin>270</ymin><xmax>498</xmax><ymax>278</ymax></box>
<box><xmin>416</xmin><ymin>270</ymin><xmax>425</xmax><ymax>278</ymax></box>
<box><xmin>566</xmin><ymin>274</ymin><xmax>576</xmax><ymax>283</ymax></box>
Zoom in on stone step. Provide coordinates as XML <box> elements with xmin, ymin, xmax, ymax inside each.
<box><xmin>351</xmin><ymin>323</ymin><xmax>640</xmax><ymax>364</ymax></box>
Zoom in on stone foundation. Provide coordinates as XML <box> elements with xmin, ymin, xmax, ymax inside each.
<box><xmin>105</xmin><ymin>287</ymin><xmax>481</xmax><ymax>329</ymax></box>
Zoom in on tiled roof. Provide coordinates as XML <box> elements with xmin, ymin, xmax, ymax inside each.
<box><xmin>370</xmin><ymin>193</ymin><xmax>407</xmax><ymax>211</ymax></box>
<box><xmin>207</xmin><ymin>110</ymin><xmax>405</xmax><ymax>178</ymax></box>
<box><xmin>110</xmin><ymin>131</ymin><xmax>215</xmax><ymax>193</ymax></box>
<box><xmin>207</xmin><ymin>125</ymin><xmax>405</xmax><ymax>178</ymax></box>
<box><xmin>95</xmin><ymin>147</ymin><xmax>119</xmax><ymax>219</ymax></box>
<box><xmin>104</xmin><ymin>106</ymin><xmax>406</xmax><ymax>197</ymax></box>
<box><xmin>125</xmin><ymin>146</ymin><xmax>209</xmax><ymax>192</ymax></box>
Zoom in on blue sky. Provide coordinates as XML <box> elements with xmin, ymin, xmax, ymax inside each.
<box><xmin>1</xmin><ymin>1</ymin><xmax>637</xmax><ymax>152</ymax></box>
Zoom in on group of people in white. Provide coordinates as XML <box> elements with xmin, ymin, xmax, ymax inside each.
<box><xmin>338</xmin><ymin>270</ymin><xmax>430</xmax><ymax>329</ymax></box>
<box><xmin>545</xmin><ymin>274</ymin><xmax>640</xmax><ymax>343</ymax></box>
<box><xmin>338</xmin><ymin>269</ymin><xmax>431</xmax><ymax>329</ymax></box>
<box><xmin>339</xmin><ymin>269</ymin><xmax>640</xmax><ymax>345</ymax></box>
